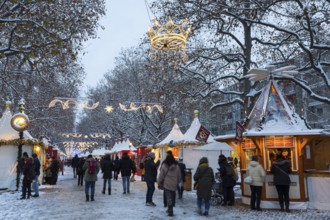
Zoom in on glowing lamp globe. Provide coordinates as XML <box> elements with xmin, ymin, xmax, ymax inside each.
<box><xmin>11</xmin><ymin>113</ymin><xmax>29</xmax><ymax>132</ymax></box>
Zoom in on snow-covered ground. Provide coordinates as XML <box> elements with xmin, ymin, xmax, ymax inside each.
<box><xmin>0</xmin><ymin>168</ymin><xmax>329</xmax><ymax>220</ymax></box>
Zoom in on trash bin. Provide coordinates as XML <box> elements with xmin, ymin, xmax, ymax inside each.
<box><xmin>184</xmin><ymin>168</ymin><xmax>193</xmax><ymax>191</ymax></box>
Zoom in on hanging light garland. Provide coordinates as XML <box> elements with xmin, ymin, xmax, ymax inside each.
<box><xmin>119</xmin><ymin>102</ymin><xmax>163</xmax><ymax>113</ymax></box>
<box><xmin>48</xmin><ymin>98</ymin><xmax>99</xmax><ymax>110</ymax></box>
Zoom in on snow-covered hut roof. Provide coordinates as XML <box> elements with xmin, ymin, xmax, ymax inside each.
<box><xmin>156</xmin><ymin>118</ymin><xmax>184</xmax><ymax>146</ymax></box>
<box><xmin>0</xmin><ymin>101</ymin><xmax>34</xmax><ymax>141</ymax></box>
<box><xmin>177</xmin><ymin>110</ymin><xmax>212</xmax><ymax>144</ymax></box>
<box><xmin>243</xmin><ymin>80</ymin><xmax>310</xmax><ymax>135</ymax></box>
<box><xmin>110</xmin><ymin>139</ymin><xmax>136</xmax><ymax>153</ymax></box>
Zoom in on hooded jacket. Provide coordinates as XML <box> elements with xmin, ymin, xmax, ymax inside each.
<box><xmin>157</xmin><ymin>163</ymin><xmax>181</xmax><ymax>191</ymax></box>
<box><xmin>247</xmin><ymin>160</ymin><xmax>266</xmax><ymax>186</ymax></box>
<box><xmin>194</xmin><ymin>158</ymin><xmax>215</xmax><ymax>200</ymax></box>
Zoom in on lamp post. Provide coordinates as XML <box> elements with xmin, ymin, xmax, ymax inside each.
<box><xmin>11</xmin><ymin>99</ymin><xmax>29</xmax><ymax>191</ymax></box>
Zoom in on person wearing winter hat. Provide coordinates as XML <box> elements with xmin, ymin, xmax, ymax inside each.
<box><xmin>246</xmin><ymin>155</ymin><xmax>266</xmax><ymax>211</ymax></box>
<box><xmin>194</xmin><ymin>157</ymin><xmax>215</xmax><ymax>216</ymax></box>
<box><xmin>144</xmin><ymin>152</ymin><xmax>160</xmax><ymax>206</ymax></box>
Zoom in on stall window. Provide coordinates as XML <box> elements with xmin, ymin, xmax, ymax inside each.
<box><xmin>265</xmin><ymin>136</ymin><xmax>297</xmax><ymax>171</ymax></box>
<box><xmin>241</xmin><ymin>139</ymin><xmax>257</xmax><ymax>170</ymax></box>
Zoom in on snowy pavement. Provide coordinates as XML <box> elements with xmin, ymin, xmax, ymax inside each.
<box><xmin>0</xmin><ymin>168</ymin><xmax>329</xmax><ymax>220</ymax></box>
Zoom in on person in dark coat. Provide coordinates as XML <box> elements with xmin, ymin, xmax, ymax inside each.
<box><xmin>50</xmin><ymin>157</ymin><xmax>59</xmax><ymax>185</ymax></box>
<box><xmin>119</xmin><ymin>153</ymin><xmax>136</xmax><ymax>194</ymax></box>
<box><xmin>144</xmin><ymin>152</ymin><xmax>160</xmax><ymax>206</ymax></box>
<box><xmin>77</xmin><ymin>157</ymin><xmax>85</xmax><ymax>186</ymax></box>
<box><xmin>271</xmin><ymin>154</ymin><xmax>292</xmax><ymax>212</ymax></box>
<box><xmin>194</xmin><ymin>157</ymin><xmax>215</xmax><ymax>216</ymax></box>
<box><xmin>218</xmin><ymin>154</ymin><xmax>236</xmax><ymax>206</ymax></box>
<box><xmin>101</xmin><ymin>154</ymin><xmax>114</xmax><ymax>195</ymax></box>
<box><xmin>177</xmin><ymin>157</ymin><xmax>186</xmax><ymax>199</ymax></box>
<box><xmin>21</xmin><ymin>157</ymin><xmax>34</xmax><ymax>200</ymax></box>
<box><xmin>31</xmin><ymin>153</ymin><xmax>41</xmax><ymax>197</ymax></box>
<box><xmin>113</xmin><ymin>156</ymin><xmax>120</xmax><ymax>180</ymax></box>
<box><xmin>71</xmin><ymin>154</ymin><xmax>79</xmax><ymax>178</ymax></box>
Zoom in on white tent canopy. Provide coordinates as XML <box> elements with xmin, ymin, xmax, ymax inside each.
<box><xmin>177</xmin><ymin>111</ymin><xmax>213</xmax><ymax>144</ymax></box>
<box><xmin>110</xmin><ymin>139</ymin><xmax>136</xmax><ymax>154</ymax></box>
<box><xmin>92</xmin><ymin>147</ymin><xmax>111</xmax><ymax>156</ymax></box>
<box><xmin>156</xmin><ymin>119</ymin><xmax>184</xmax><ymax>146</ymax></box>
<box><xmin>0</xmin><ymin>102</ymin><xmax>34</xmax><ymax>190</ymax></box>
<box><xmin>193</xmin><ymin>141</ymin><xmax>233</xmax><ymax>152</ymax></box>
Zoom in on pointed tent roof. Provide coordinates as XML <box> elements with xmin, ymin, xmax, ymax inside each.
<box><xmin>244</xmin><ymin>80</ymin><xmax>309</xmax><ymax>135</ymax></box>
<box><xmin>177</xmin><ymin>110</ymin><xmax>212</xmax><ymax>144</ymax></box>
<box><xmin>109</xmin><ymin>139</ymin><xmax>137</xmax><ymax>153</ymax></box>
<box><xmin>0</xmin><ymin>101</ymin><xmax>34</xmax><ymax>141</ymax></box>
<box><xmin>157</xmin><ymin>118</ymin><xmax>184</xmax><ymax>146</ymax></box>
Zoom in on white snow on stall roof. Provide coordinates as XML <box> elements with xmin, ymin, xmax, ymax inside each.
<box><xmin>245</xmin><ymin>80</ymin><xmax>310</xmax><ymax>134</ymax></box>
<box><xmin>156</xmin><ymin>121</ymin><xmax>184</xmax><ymax>146</ymax></box>
<box><xmin>177</xmin><ymin>112</ymin><xmax>213</xmax><ymax>144</ymax></box>
<box><xmin>0</xmin><ymin>104</ymin><xmax>33</xmax><ymax>140</ymax></box>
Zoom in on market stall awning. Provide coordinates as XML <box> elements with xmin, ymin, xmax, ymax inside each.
<box><xmin>193</xmin><ymin>141</ymin><xmax>233</xmax><ymax>151</ymax></box>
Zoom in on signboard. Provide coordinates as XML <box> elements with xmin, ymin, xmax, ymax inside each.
<box><xmin>235</xmin><ymin>121</ymin><xmax>245</xmax><ymax>141</ymax></box>
<box><xmin>195</xmin><ymin>125</ymin><xmax>210</xmax><ymax>142</ymax></box>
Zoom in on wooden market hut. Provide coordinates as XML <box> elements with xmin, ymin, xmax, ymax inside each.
<box><xmin>216</xmin><ymin>78</ymin><xmax>330</xmax><ymax>210</ymax></box>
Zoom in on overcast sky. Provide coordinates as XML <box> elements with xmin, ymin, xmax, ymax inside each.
<box><xmin>79</xmin><ymin>0</ymin><xmax>152</xmax><ymax>89</ymax></box>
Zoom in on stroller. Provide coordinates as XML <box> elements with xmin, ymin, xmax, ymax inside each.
<box><xmin>210</xmin><ymin>171</ymin><xmax>224</xmax><ymax>206</ymax></box>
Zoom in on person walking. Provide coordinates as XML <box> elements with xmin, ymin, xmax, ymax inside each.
<box><xmin>77</xmin><ymin>157</ymin><xmax>85</xmax><ymax>186</ymax></box>
<box><xmin>218</xmin><ymin>154</ymin><xmax>236</xmax><ymax>206</ymax></box>
<box><xmin>101</xmin><ymin>154</ymin><xmax>114</xmax><ymax>195</ymax></box>
<box><xmin>144</xmin><ymin>152</ymin><xmax>160</xmax><ymax>206</ymax></box>
<box><xmin>157</xmin><ymin>153</ymin><xmax>181</xmax><ymax>217</ymax></box>
<box><xmin>246</xmin><ymin>155</ymin><xmax>266</xmax><ymax>211</ymax></box>
<box><xmin>119</xmin><ymin>152</ymin><xmax>136</xmax><ymax>194</ymax></box>
<box><xmin>71</xmin><ymin>154</ymin><xmax>79</xmax><ymax>178</ymax></box>
<box><xmin>21</xmin><ymin>157</ymin><xmax>34</xmax><ymax>200</ymax></box>
<box><xmin>194</xmin><ymin>157</ymin><xmax>215</xmax><ymax>216</ymax></box>
<box><xmin>49</xmin><ymin>157</ymin><xmax>59</xmax><ymax>185</ymax></box>
<box><xmin>83</xmin><ymin>155</ymin><xmax>100</xmax><ymax>202</ymax></box>
<box><xmin>113</xmin><ymin>156</ymin><xmax>120</xmax><ymax>181</ymax></box>
<box><xmin>31</xmin><ymin>153</ymin><xmax>41</xmax><ymax>197</ymax></box>
<box><xmin>271</xmin><ymin>154</ymin><xmax>292</xmax><ymax>212</ymax></box>
<box><xmin>177</xmin><ymin>157</ymin><xmax>186</xmax><ymax>199</ymax></box>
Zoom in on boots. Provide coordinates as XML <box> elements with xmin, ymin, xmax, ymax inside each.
<box><xmin>102</xmin><ymin>187</ymin><xmax>105</xmax><ymax>194</ymax></box>
<box><xmin>167</xmin><ymin>206</ymin><xmax>174</xmax><ymax>217</ymax></box>
<box><xmin>91</xmin><ymin>195</ymin><xmax>95</xmax><ymax>201</ymax></box>
<box><xmin>108</xmin><ymin>188</ymin><xmax>111</xmax><ymax>195</ymax></box>
<box><xmin>86</xmin><ymin>195</ymin><xmax>89</xmax><ymax>202</ymax></box>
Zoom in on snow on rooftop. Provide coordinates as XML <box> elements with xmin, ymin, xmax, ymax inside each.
<box><xmin>0</xmin><ymin>103</ymin><xmax>33</xmax><ymax>140</ymax></box>
<box><xmin>157</xmin><ymin>120</ymin><xmax>184</xmax><ymax>146</ymax></box>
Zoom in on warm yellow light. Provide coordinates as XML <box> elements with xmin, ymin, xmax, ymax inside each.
<box><xmin>148</xmin><ymin>17</ymin><xmax>190</xmax><ymax>51</ymax></box>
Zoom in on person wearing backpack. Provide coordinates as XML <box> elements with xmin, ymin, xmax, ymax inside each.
<box><xmin>218</xmin><ymin>154</ymin><xmax>236</xmax><ymax>206</ymax></box>
<box><xmin>119</xmin><ymin>152</ymin><xmax>136</xmax><ymax>194</ymax></box>
<box><xmin>83</xmin><ymin>154</ymin><xmax>100</xmax><ymax>202</ymax></box>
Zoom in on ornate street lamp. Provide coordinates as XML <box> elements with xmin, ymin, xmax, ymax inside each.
<box><xmin>10</xmin><ymin>99</ymin><xmax>30</xmax><ymax>190</ymax></box>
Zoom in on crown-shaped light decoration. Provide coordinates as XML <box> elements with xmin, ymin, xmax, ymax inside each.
<box><xmin>148</xmin><ymin>17</ymin><xmax>190</xmax><ymax>68</ymax></box>
<box><xmin>245</xmin><ymin>65</ymin><xmax>298</xmax><ymax>82</ymax></box>
<box><xmin>148</xmin><ymin>17</ymin><xmax>190</xmax><ymax>51</ymax></box>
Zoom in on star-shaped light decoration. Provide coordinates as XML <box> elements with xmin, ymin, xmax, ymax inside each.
<box><xmin>105</xmin><ymin>106</ymin><xmax>114</xmax><ymax>113</ymax></box>
<box><xmin>245</xmin><ymin>65</ymin><xmax>299</xmax><ymax>82</ymax></box>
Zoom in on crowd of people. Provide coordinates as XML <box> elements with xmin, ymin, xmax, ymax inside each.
<box><xmin>18</xmin><ymin>150</ymin><xmax>292</xmax><ymax>217</ymax></box>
